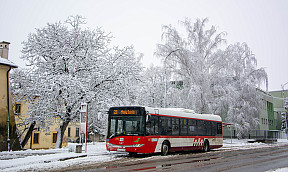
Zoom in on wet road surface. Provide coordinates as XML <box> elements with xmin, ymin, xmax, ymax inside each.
<box><xmin>61</xmin><ymin>145</ymin><xmax>288</xmax><ymax>172</ymax></box>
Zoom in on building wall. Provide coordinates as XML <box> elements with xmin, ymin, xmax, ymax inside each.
<box><xmin>0</xmin><ymin>65</ymin><xmax>10</xmax><ymax>123</ymax></box>
<box><xmin>0</xmin><ymin>58</ymin><xmax>20</xmax><ymax>150</ymax></box>
<box><xmin>270</xmin><ymin>90</ymin><xmax>288</xmax><ymax>130</ymax></box>
<box><xmin>258</xmin><ymin>90</ymin><xmax>273</xmax><ymax>131</ymax></box>
<box><xmin>275</xmin><ymin>111</ymin><xmax>282</xmax><ymax>130</ymax></box>
<box><xmin>66</xmin><ymin>124</ymin><xmax>80</xmax><ymax>143</ymax></box>
<box><xmin>270</xmin><ymin>90</ymin><xmax>288</xmax><ymax>111</ymax></box>
<box><xmin>15</xmin><ymin>101</ymin><xmax>80</xmax><ymax>149</ymax></box>
<box><xmin>267</xmin><ymin>101</ymin><xmax>276</xmax><ymax>130</ymax></box>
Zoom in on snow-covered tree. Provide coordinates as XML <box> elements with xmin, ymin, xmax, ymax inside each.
<box><xmin>156</xmin><ymin>18</ymin><xmax>227</xmax><ymax>113</ymax></box>
<box><xmin>20</xmin><ymin>15</ymin><xmax>142</xmax><ymax>148</ymax></box>
<box><xmin>136</xmin><ymin>65</ymin><xmax>166</xmax><ymax>107</ymax></box>
<box><xmin>224</xmin><ymin>43</ymin><xmax>267</xmax><ymax>138</ymax></box>
<box><xmin>156</xmin><ymin>18</ymin><xmax>267</xmax><ymax>138</ymax></box>
<box><xmin>10</xmin><ymin>68</ymin><xmax>38</xmax><ymax>148</ymax></box>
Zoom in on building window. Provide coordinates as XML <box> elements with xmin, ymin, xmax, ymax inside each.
<box><xmin>33</xmin><ymin>132</ymin><xmax>39</xmax><ymax>144</ymax></box>
<box><xmin>261</xmin><ymin>118</ymin><xmax>263</xmax><ymax>124</ymax></box>
<box><xmin>52</xmin><ymin>132</ymin><xmax>58</xmax><ymax>143</ymax></box>
<box><xmin>68</xmin><ymin>127</ymin><xmax>71</xmax><ymax>137</ymax></box>
<box><xmin>15</xmin><ymin>104</ymin><xmax>21</xmax><ymax>115</ymax></box>
<box><xmin>76</xmin><ymin>128</ymin><xmax>79</xmax><ymax>137</ymax></box>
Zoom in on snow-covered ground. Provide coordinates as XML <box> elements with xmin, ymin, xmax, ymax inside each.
<box><xmin>0</xmin><ymin>139</ymin><xmax>287</xmax><ymax>171</ymax></box>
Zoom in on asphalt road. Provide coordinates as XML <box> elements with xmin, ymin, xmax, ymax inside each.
<box><xmin>62</xmin><ymin>145</ymin><xmax>288</xmax><ymax>172</ymax></box>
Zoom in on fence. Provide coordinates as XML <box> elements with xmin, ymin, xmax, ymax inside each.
<box><xmin>223</xmin><ymin>128</ymin><xmax>287</xmax><ymax>139</ymax></box>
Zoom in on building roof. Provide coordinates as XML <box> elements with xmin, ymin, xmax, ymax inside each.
<box><xmin>0</xmin><ymin>41</ymin><xmax>10</xmax><ymax>44</ymax></box>
<box><xmin>0</xmin><ymin>57</ymin><xmax>18</xmax><ymax>68</ymax></box>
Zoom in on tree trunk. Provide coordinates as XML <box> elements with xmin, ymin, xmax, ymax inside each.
<box><xmin>55</xmin><ymin>120</ymin><xmax>70</xmax><ymax>148</ymax></box>
<box><xmin>21</xmin><ymin>121</ymin><xmax>36</xmax><ymax>148</ymax></box>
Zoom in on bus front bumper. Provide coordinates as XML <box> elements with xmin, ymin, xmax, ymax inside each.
<box><xmin>106</xmin><ymin>143</ymin><xmax>145</xmax><ymax>152</ymax></box>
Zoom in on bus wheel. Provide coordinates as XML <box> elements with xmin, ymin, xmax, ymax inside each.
<box><xmin>203</xmin><ymin>140</ymin><xmax>210</xmax><ymax>152</ymax></box>
<box><xmin>161</xmin><ymin>141</ymin><xmax>170</xmax><ymax>156</ymax></box>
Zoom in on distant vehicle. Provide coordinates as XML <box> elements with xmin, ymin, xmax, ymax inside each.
<box><xmin>106</xmin><ymin>106</ymin><xmax>223</xmax><ymax>155</ymax></box>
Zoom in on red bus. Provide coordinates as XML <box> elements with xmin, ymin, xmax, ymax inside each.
<box><xmin>106</xmin><ymin>106</ymin><xmax>223</xmax><ymax>155</ymax></box>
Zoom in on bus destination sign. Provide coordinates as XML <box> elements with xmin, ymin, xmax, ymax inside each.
<box><xmin>113</xmin><ymin>110</ymin><xmax>136</xmax><ymax>115</ymax></box>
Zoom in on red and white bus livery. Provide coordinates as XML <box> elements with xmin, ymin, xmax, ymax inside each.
<box><xmin>106</xmin><ymin>106</ymin><xmax>223</xmax><ymax>155</ymax></box>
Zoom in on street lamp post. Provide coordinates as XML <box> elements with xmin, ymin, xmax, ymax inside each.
<box><xmin>163</xmin><ymin>49</ymin><xmax>180</xmax><ymax>108</ymax></box>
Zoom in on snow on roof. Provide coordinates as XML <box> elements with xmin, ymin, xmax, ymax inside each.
<box><xmin>0</xmin><ymin>57</ymin><xmax>18</xmax><ymax>68</ymax></box>
<box><xmin>145</xmin><ymin>106</ymin><xmax>222</xmax><ymax>122</ymax></box>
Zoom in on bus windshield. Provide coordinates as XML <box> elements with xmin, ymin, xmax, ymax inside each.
<box><xmin>108</xmin><ymin>116</ymin><xmax>145</xmax><ymax>138</ymax></box>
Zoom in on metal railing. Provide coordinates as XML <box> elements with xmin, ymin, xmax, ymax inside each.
<box><xmin>223</xmin><ymin>128</ymin><xmax>287</xmax><ymax>139</ymax></box>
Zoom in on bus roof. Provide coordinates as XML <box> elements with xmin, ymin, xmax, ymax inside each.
<box><xmin>145</xmin><ymin>106</ymin><xmax>222</xmax><ymax>122</ymax></box>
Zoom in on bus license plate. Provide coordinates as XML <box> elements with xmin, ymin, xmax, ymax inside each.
<box><xmin>117</xmin><ymin>148</ymin><xmax>126</xmax><ymax>152</ymax></box>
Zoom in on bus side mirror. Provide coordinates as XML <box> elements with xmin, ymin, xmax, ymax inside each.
<box><xmin>146</xmin><ymin>111</ymin><xmax>151</xmax><ymax>122</ymax></box>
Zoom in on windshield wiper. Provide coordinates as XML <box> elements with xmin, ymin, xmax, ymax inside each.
<box><xmin>109</xmin><ymin>133</ymin><xmax>115</xmax><ymax>139</ymax></box>
<box><xmin>125</xmin><ymin>133</ymin><xmax>138</xmax><ymax>136</ymax></box>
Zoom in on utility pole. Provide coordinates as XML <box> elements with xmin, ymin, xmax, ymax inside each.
<box><xmin>80</xmin><ymin>103</ymin><xmax>88</xmax><ymax>152</ymax></box>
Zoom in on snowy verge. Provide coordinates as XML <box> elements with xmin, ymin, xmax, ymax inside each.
<box><xmin>220</xmin><ymin>138</ymin><xmax>288</xmax><ymax>150</ymax></box>
<box><xmin>266</xmin><ymin>167</ymin><xmax>288</xmax><ymax>172</ymax></box>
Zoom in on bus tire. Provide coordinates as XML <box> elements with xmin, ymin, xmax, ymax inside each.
<box><xmin>161</xmin><ymin>141</ymin><xmax>170</xmax><ymax>156</ymax></box>
<box><xmin>203</xmin><ymin>140</ymin><xmax>210</xmax><ymax>152</ymax></box>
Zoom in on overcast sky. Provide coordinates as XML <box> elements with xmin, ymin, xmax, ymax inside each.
<box><xmin>1</xmin><ymin>0</ymin><xmax>287</xmax><ymax>91</ymax></box>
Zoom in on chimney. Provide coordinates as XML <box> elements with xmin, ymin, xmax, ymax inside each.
<box><xmin>0</xmin><ymin>41</ymin><xmax>10</xmax><ymax>59</ymax></box>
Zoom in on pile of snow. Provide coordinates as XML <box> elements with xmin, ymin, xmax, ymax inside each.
<box><xmin>0</xmin><ymin>142</ymin><xmax>120</xmax><ymax>171</ymax></box>
<box><xmin>266</xmin><ymin>167</ymin><xmax>288</xmax><ymax>172</ymax></box>
<box><xmin>0</xmin><ymin>139</ymin><xmax>287</xmax><ymax>171</ymax></box>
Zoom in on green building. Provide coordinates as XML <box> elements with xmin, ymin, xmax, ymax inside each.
<box><xmin>223</xmin><ymin>89</ymin><xmax>284</xmax><ymax>139</ymax></box>
<box><xmin>269</xmin><ymin>89</ymin><xmax>288</xmax><ymax>130</ymax></box>
<box><xmin>258</xmin><ymin>90</ymin><xmax>276</xmax><ymax>130</ymax></box>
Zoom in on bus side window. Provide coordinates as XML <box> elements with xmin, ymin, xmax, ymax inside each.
<box><xmin>198</xmin><ymin>120</ymin><xmax>205</xmax><ymax>136</ymax></box>
<box><xmin>206</xmin><ymin>121</ymin><xmax>212</xmax><ymax>136</ymax></box>
<box><xmin>160</xmin><ymin>117</ymin><xmax>172</xmax><ymax>135</ymax></box>
<box><xmin>109</xmin><ymin>118</ymin><xmax>116</xmax><ymax>137</ymax></box>
<box><xmin>180</xmin><ymin>119</ymin><xmax>188</xmax><ymax>136</ymax></box>
<box><xmin>211</xmin><ymin>122</ymin><xmax>217</xmax><ymax>136</ymax></box>
<box><xmin>217</xmin><ymin>123</ymin><xmax>222</xmax><ymax>135</ymax></box>
<box><xmin>159</xmin><ymin>117</ymin><xmax>164</xmax><ymax>135</ymax></box>
<box><xmin>146</xmin><ymin>115</ymin><xmax>159</xmax><ymax>135</ymax></box>
<box><xmin>154</xmin><ymin>116</ymin><xmax>159</xmax><ymax>135</ymax></box>
<box><xmin>188</xmin><ymin>119</ymin><xmax>197</xmax><ymax>136</ymax></box>
<box><xmin>172</xmin><ymin>118</ymin><xmax>179</xmax><ymax>136</ymax></box>
<box><xmin>166</xmin><ymin>117</ymin><xmax>172</xmax><ymax>135</ymax></box>
<box><xmin>146</xmin><ymin>117</ymin><xmax>154</xmax><ymax>135</ymax></box>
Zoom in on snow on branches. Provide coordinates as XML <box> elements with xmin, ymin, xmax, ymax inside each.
<box><xmin>18</xmin><ymin>15</ymin><xmax>142</xmax><ymax>147</ymax></box>
<box><xmin>155</xmin><ymin>18</ymin><xmax>267</xmax><ymax>139</ymax></box>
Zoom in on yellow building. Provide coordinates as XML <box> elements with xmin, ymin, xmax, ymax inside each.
<box><xmin>0</xmin><ymin>41</ymin><xmax>20</xmax><ymax>151</ymax></box>
<box><xmin>14</xmin><ymin>100</ymin><xmax>80</xmax><ymax>149</ymax></box>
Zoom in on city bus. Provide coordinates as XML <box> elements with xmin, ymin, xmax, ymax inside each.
<box><xmin>106</xmin><ymin>106</ymin><xmax>223</xmax><ymax>155</ymax></box>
